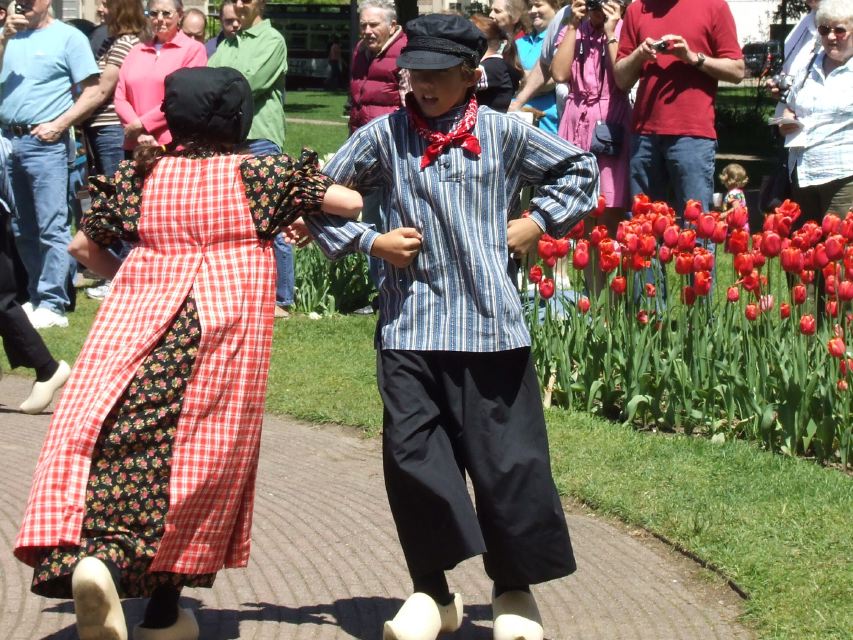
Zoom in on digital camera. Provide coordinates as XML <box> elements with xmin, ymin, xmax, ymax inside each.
<box><xmin>769</xmin><ymin>73</ymin><xmax>794</xmax><ymax>102</ymax></box>
<box><xmin>651</xmin><ymin>39</ymin><xmax>670</xmax><ymax>52</ymax></box>
<box><xmin>586</xmin><ymin>0</ymin><xmax>603</xmax><ymax>11</ymax></box>
<box><xmin>15</xmin><ymin>1</ymin><xmax>34</xmax><ymax>13</ymax></box>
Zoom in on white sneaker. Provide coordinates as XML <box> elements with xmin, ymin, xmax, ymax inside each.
<box><xmin>85</xmin><ymin>282</ymin><xmax>112</xmax><ymax>300</ymax></box>
<box><xmin>31</xmin><ymin>306</ymin><xmax>69</xmax><ymax>329</ymax></box>
<box><xmin>20</xmin><ymin>360</ymin><xmax>71</xmax><ymax>414</ymax></box>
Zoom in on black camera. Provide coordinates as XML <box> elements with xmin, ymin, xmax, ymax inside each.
<box><xmin>769</xmin><ymin>73</ymin><xmax>795</xmax><ymax>102</ymax></box>
<box><xmin>15</xmin><ymin>1</ymin><xmax>34</xmax><ymax>13</ymax></box>
<box><xmin>586</xmin><ymin>0</ymin><xmax>603</xmax><ymax>11</ymax></box>
<box><xmin>651</xmin><ymin>39</ymin><xmax>670</xmax><ymax>51</ymax></box>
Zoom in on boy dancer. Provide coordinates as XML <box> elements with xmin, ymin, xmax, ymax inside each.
<box><xmin>307</xmin><ymin>14</ymin><xmax>598</xmax><ymax>640</ymax></box>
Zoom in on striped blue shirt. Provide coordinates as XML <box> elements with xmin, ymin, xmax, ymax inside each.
<box><xmin>308</xmin><ymin>104</ymin><xmax>599</xmax><ymax>352</ymax></box>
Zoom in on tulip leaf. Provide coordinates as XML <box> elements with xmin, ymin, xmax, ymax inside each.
<box><xmin>623</xmin><ymin>394</ymin><xmax>651</xmax><ymax>427</ymax></box>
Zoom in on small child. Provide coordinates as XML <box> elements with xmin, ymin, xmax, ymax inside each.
<box><xmin>307</xmin><ymin>14</ymin><xmax>599</xmax><ymax>640</ymax></box>
<box><xmin>719</xmin><ymin>162</ymin><xmax>749</xmax><ymax>214</ymax></box>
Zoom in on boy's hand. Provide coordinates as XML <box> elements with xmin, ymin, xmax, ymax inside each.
<box><xmin>371</xmin><ymin>227</ymin><xmax>422</xmax><ymax>268</ymax></box>
<box><xmin>507</xmin><ymin>217</ymin><xmax>544</xmax><ymax>257</ymax></box>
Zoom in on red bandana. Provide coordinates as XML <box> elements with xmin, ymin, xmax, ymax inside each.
<box><xmin>406</xmin><ymin>93</ymin><xmax>481</xmax><ymax>170</ymax></box>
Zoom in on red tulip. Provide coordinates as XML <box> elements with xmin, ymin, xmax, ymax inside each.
<box><xmin>652</xmin><ymin>214</ymin><xmax>669</xmax><ymax>238</ymax></box>
<box><xmin>792</xmin><ymin>284</ymin><xmax>807</xmax><ymax>305</ymax></box>
<box><xmin>828</xmin><ymin>337</ymin><xmax>846</xmax><ymax>358</ymax></box>
<box><xmin>681</xmin><ymin>285</ymin><xmax>697</xmax><ymax>305</ymax></box>
<box><xmin>726</xmin><ymin>229</ymin><xmax>750</xmax><ymax>254</ymax></box>
<box><xmin>539</xmin><ymin>277</ymin><xmax>555</xmax><ymax>299</ymax></box>
<box><xmin>694</xmin><ymin>271</ymin><xmax>712</xmax><ymax>296</ymax></box>
<box><xmin>711</xmin><ymin>221</ymin><xmax>728</xmax><ymax>244</ymax></box>
<box><xmin>573</xmin><ymin>248</ymin><xmax>589</xmax><ymax>270</ymax></box>
<box><xmin>645</xmin><ymin>283</ymin><xmax>656</xmax><ymax>298</ymax></box>
<box><xmin>545</xmin><ymin>256</ymin><xmax>557</xmax><ymax>268</ymax></box>
<box><xmin>594</xmin><ymin>194</ymin><xmax>607</xmax><ymax>217</ymax></box>
<box><xmin>632</xmin><ymin>193</ymin><xmax>652</xmax><ymax>216</ymax></box>
<box><xmin>838</xmin><ymin>379</ymin><xmax>849</xmax><ymax>392</ymax></box>
<box><xmin>610</xmin><ymin>275</ymin><xmax>627</xmax><ymax>295</ymax></box>
<box><xmin>684</xmin><ymin>199</ymin><xmax>703</xmax><ymax>223</ymax></box>
<box><xmin>840</xmin><ymin>357</ymin><xmax>853</xmax><ymax>376</ymax></box>
<box><xmin>637</xmin><ymin>310</ymin><xmax>650</xmax><ymax>325</ymax></box>
<box><xmin>825</xmin><ymin>234</ymin><xmax>845</xmax><ymax>261</ymax></box>
<box><xmin>675</xmin><ymin>252</ymin><xmax>694</xmax><ymax>275</ymax></box>
<box><xmin>589</xmin><ymin>225</ymin><xmax>609</xmax><ymax>247</ymax></box>
<box><xmin>727</xmin><ymin>286</ymin><xmax>740</xmax><ymax>303</ymax></box>
<box><xmin>529</xmin><ymin>265</ymin><xmax>543</xmax><ymax>284</ymax></box>
<box><xmin>741</xmin><ymin>269</ymin><xmax>761</xmax><ymax>293</ymax></box>
<box><xmin>826</xmin><ymin>299</ymin><xmax>839</xmax><ymax>317</ymax></box>
<box><xmin>760</xmin><ymin>294</ymin><xmax>775</xmax><ymax>312</ymax></box>
<box><xmin>553</xmin><ymin>238</ymin><xmax>569</xmax><ymax>258</ymax></box>
<box><xmin>800</xmin><ymin>314</ymin><xmax>816</xmax><ymax>335</ymax></box>
<box><xmin>696</xmin><ymin>213</ymin><xmax>717</xmax><ymax>239</ymax></box>
<box><xmin>577</xmin><ymin>296</ymin><xmax>590</xmax><ymax>313</ymax></box>
<box><xmin>822</xmin><ymin>213</ymin><xmax>841</xmax><ymax>236</ymax></box>
<box><xmin>677</xmin><ymin>229</ymin><xmax>697</xmax><ymax>251</ymax></box>
<box><xmin>780</xmin><ymin>302</ymin><xmax>791</xmax><ymax>319</ymax></box>
<box><xmin>745</xmin><ymin>303</ymin><xmax>759</xmax><ymax>321</ymax></box>
<box><xmin>662</xmin><ymin>225</ymin><xmax>680</xmax><ymax>248</ymax></box>
<box><xmin>693</xmin><ymin>248</ymin><xmax>714</xmax><ymax>272</ymax></box>
<box><xmin>734</xmin><ymin>252</ymin><xmax>754</xmax><ymax>277</ymax></box>
<box><xmin>567</xmin><ymin>223</ymin><xmax>585</xmax><ymax>240</ymax></box>
<box><xmin>658</xmin><ymin>245</ymin><xmax>673</xmax><ymax>263</ymax></box>
<box><xmin>726</xmin><ymin>206</ymin><xmax>748</xmax><ymax>229</ymax></box>
<box><xmin>599</xmin><ymin>250</ymin><xmax>620</xmax><ymax>273</ymax></box>
<box><xmin>813</xmin><ymin>243</ymin><xmax>829</xmax><ymax>268</ymax></box>
<box><xmin>800</xmin><ymin>270</ymin><xmax>816</xmax><ymax>285</ymax></box>
<box><xmin>761</xmin><ymin>231</ymin><xmax>782</xmax><ymax>257</ymax></box>
<box><xmin>538</xmin><ymin>238</ymin><xmax>555</xmax><ymax>260</ymax></box>
<box><xmin>839</xmin><ymin>280</ymin><xmax>853</xmax><ymax>301</ymax></box>
<box><xmin>780</xmin><ymin>247</ymin><xmax>804</xmax><ymax>273</ymax></box>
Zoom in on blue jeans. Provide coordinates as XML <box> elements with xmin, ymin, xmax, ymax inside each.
<box><xmin>629</xmin><ymin>134</ymin><xmax>717</xmax><ymax>214</ymax></box>
<box><xmin>242</xmin><ymin>138</ymin><xmax>294</xmax><ymax>307</ymax></box>
<box><xmin>630</xmin><ymin>135</ymin><xmax>717</xmax><ymax>304</ymax></box>
<box><xmin>8</xmin><ymin>132</ymin><xmax>73</xmax><ymax>312</ymax></box>
<box><xmin>85</xmin><ymin>124</ymin><xmax>125</xmax><ymax>177</ymax></box>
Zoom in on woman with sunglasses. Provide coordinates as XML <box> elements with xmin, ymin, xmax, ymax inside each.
<box><xmin>114</xmin><ymin>0</ymin><xmax>207</xmax><ymax>151</ymax></box>
<box><xmin>778</xmin><ymin>0</ymin><xmax>853</xmax><ymax>224</ymax></box>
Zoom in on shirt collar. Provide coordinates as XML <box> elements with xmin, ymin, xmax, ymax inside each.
<box><xmin>143</xmin><ymin>29</ymin><xmax>194</xmax><ymax>51</ymax></box>
<box><xmin>239</xmin><ymin>18</ymin><xmax>271</xmax><ymax>38</ymax></box>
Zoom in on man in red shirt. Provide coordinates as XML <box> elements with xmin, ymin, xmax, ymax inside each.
<box><xmin>614</xmin><ymin>0</ymin><xmax>744</xmax><ymax>215</ymax></box>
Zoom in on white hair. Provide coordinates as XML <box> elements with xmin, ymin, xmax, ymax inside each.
<box><xmin>358</xmin><ymin>0</ymin><xmax>396</xmax><ymax>24</ymax></box>
<box><xmin>816</xmin><ymin>0</ymin><xmax>853</xmax><ymax>25</ymax></box>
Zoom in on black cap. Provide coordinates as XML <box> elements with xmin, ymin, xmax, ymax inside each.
<box><xmin>398</xmin><ymin>14</ymin><xmax>487</xmax><ymax>70</ymax></box>
<box><xmin>162</xmin><ymin>67</ymin><xmax>253</xmax><ymax>146</ymax></box>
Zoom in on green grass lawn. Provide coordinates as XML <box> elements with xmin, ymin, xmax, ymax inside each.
<box><xmin>3</xmin><ymin>89</ymin><xmax>850</xmax><ymax>640</ymax></box>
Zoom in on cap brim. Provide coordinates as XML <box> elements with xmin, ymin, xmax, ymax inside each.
<box><xmin>397</xmin><ymin>50</ymin><xmax>466</xmax><ymax>70</ymax></box>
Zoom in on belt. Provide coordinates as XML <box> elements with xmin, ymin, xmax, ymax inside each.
<box><xmin>2</xmin><ymin>123</ymin><xmax>36</xmax><ymax>137</ymax></box>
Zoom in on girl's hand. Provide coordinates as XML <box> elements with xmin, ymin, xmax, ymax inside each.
<box><xmin>371</xmin><ymin>227</ymin><xmax>422</xmax><ymax>268</ymax></box>
<box><xmin>281</xmin><ymin>218</ymin><xmax>313</xmax><ymax>247</ymax></box>
<box><xmin>507</xmin><ymin>217</ymin><xmax>544</xmax><ymax>257</ymax></box>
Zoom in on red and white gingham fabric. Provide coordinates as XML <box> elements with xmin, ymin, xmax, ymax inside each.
<box><xmin>15</xmin><ymin>155</ymin><xmax>277</xmax><ymax>574</ymax></box>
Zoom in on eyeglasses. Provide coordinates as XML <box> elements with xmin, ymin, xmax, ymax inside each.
<box><xmin>817</xmin><ymin>25</ymin><xmax>848</xmax><ymax>37</ymax></box>
<box><xmin>146</xmin><ymin>9</ymin><xmax>173</xmax><ymax>18</ymax></box>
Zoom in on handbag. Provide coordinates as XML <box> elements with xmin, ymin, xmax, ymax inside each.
<box><xmin>586</xmin><ymin>37</ymin><xmax>623</xmax><ymax>157</ymax></box>
<box><xmin>590</xmin><ymin>120</ymin><xmax>623</xmax><ymax>156</ymax></box>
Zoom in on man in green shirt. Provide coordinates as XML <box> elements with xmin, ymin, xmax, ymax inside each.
<box><xmin>208</xmin><ymin>0</ymin><xmax>293</xmax><ymax>317</ymax></box>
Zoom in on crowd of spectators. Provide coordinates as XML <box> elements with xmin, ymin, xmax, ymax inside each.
<box><xmin>0</xmin><ymin>0</ymin><xmax>850</xmax><ymax>337</ymax></box>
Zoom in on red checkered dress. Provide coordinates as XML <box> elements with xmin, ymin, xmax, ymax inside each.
<box><xmin>15</xmin><ymin>153</ymin><xmax>324</xmax><ymax>577</ymax></box>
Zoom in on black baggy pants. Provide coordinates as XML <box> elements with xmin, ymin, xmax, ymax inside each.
<box><xmin>0</xmin><ymin>215</ymin><xmax>53</xmax><ymax>371</ymax></box>
<box><xmin>378</xmin><ymin>347</ymin><xmax>576</xmax><ymax>586</ymax></box>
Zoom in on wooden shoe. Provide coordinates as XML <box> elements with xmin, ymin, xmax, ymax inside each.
<box><xmin>383</xmin><ymin>592</ymin><xmax>463</xmax><ymax>640</ymax></box>
<box><xmin>132</xmin><ymin>608</ymin><xmax>199</xmax><ymax>640</ymax></box>
<box><xmin>20</xmin><ymin>360</ymin><xmax>71</xmax><ymax>414</ymax></box>
<box><xmin>492</xmin><ymin>590</ymin><xmax>544</xmax><ymax>640</ymax></box>
<box><xmin>72</xmin><ymin>556</ymin><xmax>127</xmax><ymax>640</ymax></box>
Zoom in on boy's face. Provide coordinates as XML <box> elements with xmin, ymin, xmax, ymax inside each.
<box><xmin>409</xmin><ymin>66</ymin><xmax>480</xmax><ymax>118</ymax></box>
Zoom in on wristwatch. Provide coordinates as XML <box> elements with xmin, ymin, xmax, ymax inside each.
<box><xmin>607</xmin><ymin>37</ymin><xmax>618</xmax><ymax>45</ymax></box>
<box><xmin>694</xmin><ymin>52</ymin><xmax>706</xmax><ymax>68</ymax></box>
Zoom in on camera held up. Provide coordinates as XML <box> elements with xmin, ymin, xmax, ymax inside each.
<box><xmin>769</xmin><ymin>73</ymin><xmax>794</xmax><ymax>103</ymax></box>
<box><xmin>586</xmin><ymin>0</ymin><xmax>603</xmax><ymax>11</ymax></box>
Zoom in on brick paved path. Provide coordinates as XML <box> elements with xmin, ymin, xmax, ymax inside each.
<box><xmin>0</xmin><ymin>375</ymin><xmax>752</xmax><ymax>639</ymax></box>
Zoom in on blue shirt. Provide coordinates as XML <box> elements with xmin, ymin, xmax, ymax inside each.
<box><xmin>0</xmin><ymin>20</ymin><xmax>99</xmax><ymax>126</ymax></box>
<box><xmin>517</xmin><ymin>31</ymin><xmax>559</xmax><ymax>133</ymax></box>
<box><xmin>307</xmin><ymin>105</ymin><xmax>599</xmax><ymax>353</ymax></box>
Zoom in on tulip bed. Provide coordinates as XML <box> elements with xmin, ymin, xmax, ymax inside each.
<box><xmin>526</xmin><ymin>196</ymin><xmax>853</xmax><ymax>468</ymax></box>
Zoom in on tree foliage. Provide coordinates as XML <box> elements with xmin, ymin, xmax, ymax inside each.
<box><xmin>774</xmin><ymin>0</ymin><xmax>810</xmax><ymax>23</ymax></box>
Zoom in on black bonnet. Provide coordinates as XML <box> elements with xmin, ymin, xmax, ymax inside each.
<box><xmin>162</xmin><ymin>67</ymin><xmax>253</xmax><ymax>146</ymax></box>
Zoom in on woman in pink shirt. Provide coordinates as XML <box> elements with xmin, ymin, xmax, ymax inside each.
<box><xmin>114</xmin><ymin>0</ymin><xmax>207</xmax><ymax>149</ymax></box>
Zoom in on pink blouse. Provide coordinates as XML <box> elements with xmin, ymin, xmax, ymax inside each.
<box><xmin>114</xmin><ymin>30</ymin><xmax>207</xmax><ymax>149</ymax></box>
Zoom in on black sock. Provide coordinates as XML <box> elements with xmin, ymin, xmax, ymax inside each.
<box><xmin>35</xmin><ymin>360</ymin><xmax>59</xmax><ymax>383</ymax></box>
<box><xmin>413</xmin><ymin>571</ymin><xmax>452</xmax><ymax>606</ymax></box>
<box><xmin>494</xmin><ymin>583</ymin><xmax>530</xmax><ymax>598</ymax></box>
<box><xmin>141</xmin><ymin>585</ymin><xmax>180</xmax><ymax>629</ymax></box>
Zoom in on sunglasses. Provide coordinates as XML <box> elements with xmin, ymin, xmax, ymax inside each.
<box><xmin>146</xmin><ymin>9</ymin><xmax>174</xmax><ymax>18</ymax></box>
<box><xmin>817</xmin><ymin>25</ymin><xmax>848</xmax><ymax>37</ymax></box>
